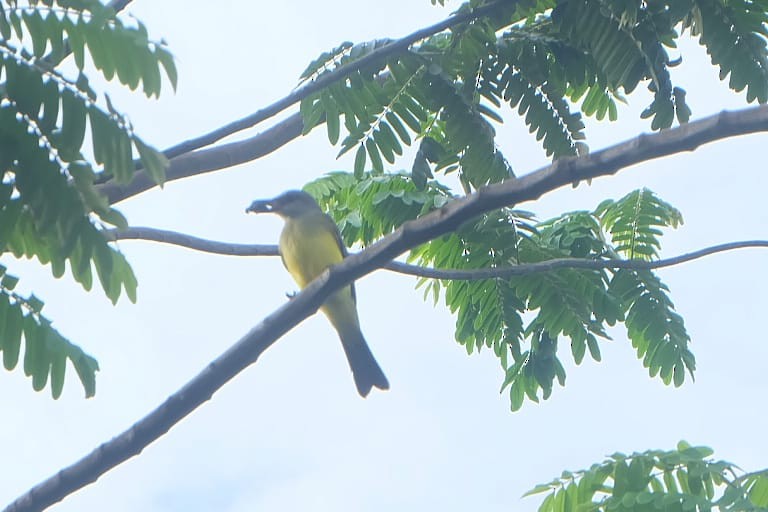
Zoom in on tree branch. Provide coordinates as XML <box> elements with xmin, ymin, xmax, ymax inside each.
<box><xmin>7</xmin><ymin>105</ymin><xmax>768</xmax><ymax>512</ymax></box>
<box><xmin>152</xmin><ymin>1</ymin><xmax>511</xmax><ymax>162</ymax></box>
<box><xmin>97</xmin><ymin>100</ymin><xmax>768</xmax><ymax>210</ymax></box>
<box><xmin>98</xmin><ymin>1</ymin><xmax>513</xmax><ymax>201</ymax></box>
<box><xmin>110</xmin><ymin>227</ymin><xmax>768</xmax><ymax>279</ymax></box>
<box><xmin>108</xmin><ymin>227</ymin><xmax>768</xmax><ymax>281</ymax></box>
<box><xmin>98</xmin><ymin>113</ymin><xmax>303</xmax><ymax>203</ymax></box>
<box><xmin>391</xmin><ymin>241</ymin><xmax>768</xmax><ymax>278</ymax></box>
<box><xmin>109</xmin><ymin>226</ymin><xmax>280</xmax><ymax>257</ymax></box>
<box><xmin>100</xmin><ymin>72</ymin><xmax>388</xmax><ymax>203</ymax></box>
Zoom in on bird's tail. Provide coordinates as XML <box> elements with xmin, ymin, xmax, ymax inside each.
<box><xmin>338</xmin><ymin>325</ymin><xmax>389</xmax><ymax>397</ymax></box>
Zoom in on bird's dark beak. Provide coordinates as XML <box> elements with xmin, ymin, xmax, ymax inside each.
<box><xmin>246</xmin><ymin>199</ymin><xmax>273</xmax><ymax>214</ymax></box>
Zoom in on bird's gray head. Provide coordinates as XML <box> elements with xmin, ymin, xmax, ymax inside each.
<box><xmin>245</xmin><ymin>190</ymin><xmax>322</xmax><ymax>218</ymax></box>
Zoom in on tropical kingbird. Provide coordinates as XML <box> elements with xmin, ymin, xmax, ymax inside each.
<box><xmin>246</xmin><ymin>190</ymin><xmax>389</xmax><ymax>397</ymax></box>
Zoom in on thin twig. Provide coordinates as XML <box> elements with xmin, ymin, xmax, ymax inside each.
<box><xmin>110</xmin><ymin>226</ymin><xmax>279</xmax><ymax>257</ymax></box>
<box><xmin>110</xmin><ymin>227</ymin><xmax>768</xmax><ymax>279</ymax></box>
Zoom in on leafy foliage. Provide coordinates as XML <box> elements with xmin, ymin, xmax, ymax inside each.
<box><xmin>526</xmin><ymin>441</ymin><xmax>768</xmax><ymax>512</ymax></box>
<box><xmin>309</xmin><ymin>172</ymin><xmax>691</xmax><ymax>411</ymax></box>
<box><xmin>305</xmin><ymin>170</ymin><xmax>453</xmax><ymax>246</ymax></box>
<box><xmin>0</xmin><ymin>265</ymin><xmax>98</xmax><ymax>398</ymax></box>
<box><xmin>597</xmin><ymin>188</ymin><xmax>684</xmax><ymax>260</ymax></box>
<box><xmin>289</xmin><ymin>0</ymin><xmax>768</xmax><ymax>409</ymax></box>
<box><xmin>685</xmin><ymin>0</ymin><xmax>768</xmax><ymax>103</ymax></box>
<box><xmin>441</xmin><ymin>189</ymin><xmax>690</xmax><ymax>411</ymax></box>
<box><xmin>0</xmin><ymin>0</ymin><xmax>176</xmax><ymax>397</ymax></box>
<box><xmin>297</xmin><ymin>1</ymin><xmax>768</xmax><ymax>189</ymax></box>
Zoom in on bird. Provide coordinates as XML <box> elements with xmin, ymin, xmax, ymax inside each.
<box><xmin>246</xmin><ymin>190</ymin><xmax>389</xmax><ymax>397</ymax></box>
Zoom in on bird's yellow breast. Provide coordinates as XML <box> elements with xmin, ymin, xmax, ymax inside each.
<box><xmin>279</xmin><ymin>212</ymin><xmax>360</xmax><ymax>331</ymax></box>
<box><xmin>279</xmin><ymin>215</ymin><xmax>345</xmax><ymax>289</ymax></box>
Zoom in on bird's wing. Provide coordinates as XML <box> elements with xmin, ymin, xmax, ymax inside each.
<box><xmin>325</xmin><ymin>213</ymin><xmax>357</xmax><ymax>304</ymax></box>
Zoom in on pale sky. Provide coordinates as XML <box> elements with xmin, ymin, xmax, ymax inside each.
<box><xmin>2</xmin><ymin>2</ymin><xmax>767</xmax><ymax>511</ymax></box>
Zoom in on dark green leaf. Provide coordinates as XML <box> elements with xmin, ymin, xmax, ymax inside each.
<box><xmin>135</xmin><ymin>137</ymin><xmax>168</xmax><ymax>186</ymax></box>
<box><xmin>156</xmin><ymin>48</ymin><xmax>178</xmax><ymax>91</ymax></box>
<box><xmin>60</xmin><ymin>88</ymin><xmax>88</xmax><ymax>151</ymax></box>
<box><xmin>353</xmin><ymin>144</ymin><xmax>366</xmax><ymax>178</ymax></box>
<box><xmin>366</xmin><ymin>137</ymin><xmax>383</xmax><ymax>173</ymax></box>
<box><xmin>2</xmin><ymin>274</ymin><xmax>20</xmax><ymax>290</ymax></box>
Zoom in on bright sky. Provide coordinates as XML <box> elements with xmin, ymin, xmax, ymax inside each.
<box><xmin>2</xmin><ymin>2</ymin><xmax>767</xmax><ymax>511</ymax></box>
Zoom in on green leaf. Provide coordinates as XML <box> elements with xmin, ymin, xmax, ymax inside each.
<box><xmin>49</xmin><ymin>337</ymin><xmax>67</xmax><ymax>399</ymax></box>
<box><xmin>44</xmin><ymin>9</ymin><xmax>66</xmax><ymax>60</ymax></box>
<box><xmin>524</xmin><ymin>483</ymin><xmax>555</xmax><ymax>497</ymax></box>
<box><xmin>2</xmin><ymin>274</ymin><xmax>20</xmax><ymax>290</ymax></box>
<box><xmin>749</xmin><ymin>475</ymin><xmax>768</xmax><ymax>507</ymax></box>
<box><xmin>135</xmin><ymin>137</ymin><xmax>168</xmax><ymax>186</ymax></box>
<box><xmin>27</xmin><ymin>294</ymin><xmax>45</xmax><ymax>314</ymax></box>
<box><xmin>412</xmin><ymin>155</ymin><xmax>431</xmax><ymax>190</ymax></box>
<box><xmin>366</xmin><ymin>137</ymin><xmax>383</xmax><ymax>173</ymax></box>
<box><xmin>116</xmin><ymin>252</ymin><xmax>138</xmax><ymax>303</ymax></box>
<box><xmin>373</xmin><ymin>128</ymin><xmax>396</xmax><ymax>164</ymax></box>
<box><xmin>87</xmin><ymin>18</ymin><xmax>116</xmax><ymax>78</ymax></box>
<box><xmin>586</xmin><ymin>335</ymin><xmax>601</xmax><ymax>361</ymax></box>
<box><xmin>571</xmin><ymin>336</ymin><xmax>586</xmax><ymax>364</ymax></box>
<box><xmin>22</xmin><ymin>10</ymin><xmax>48</xmax><ymax>58</ymax></box>
<box><xmin>5</xmin><ymin>59</ymin><xmax>44</xmax><ymax>117</ymax></box>
<box><xmin>8</xmin><ymin>10</ymin><xmax>23</xmax><ymax>39</ymax></box>
<box><xmin>72</xmin><ymin>349</ymin><xmax>99</xmax><ymax>398</ymax></box>
<box><xmin>324</xmin><ymin>94</ymin><xmax>340</xmax><ymax>144</ymax></box>
<box><xmin>64</xmin><ymin>15</ymin><xmax>86</xmax><ymax>69</ymax></box>
<box><xmin>39</xmin><ymin>78</ymin><xmax>61</xmax><ymax>133</ymax></box>
<box><xmin>0</xmin><ymin>293</ymin><xmax>8</xmax><ymax>343</ymax></box>
<box><xmin>141</xmin><ymin>52</ymin><xmax>162</xmax><ymax>98</ymax></box>
<box><xmin>392</xmin><ymin>102</ymin><xmax>422</xmax><ymax>132</ymax></box>
<box><xmin>0</xmin><ymin>6</ymin><xmax>10</xmax><ymax>40</ymax></box>
<box><xmin>156</xmin><ymin>48</ymin><xmax>178</xmax><ymax>91</ymax></box>
<box><xmin>385</xmin><ymin>111</ymin><xmax>411</xmax><ymax>145</ymax></box>
<box><xmin>60</xmin><ymin>88</ymin><xmax>88</xmax><ymax>151</ymax></box>
<box><xmin>3</xmin><ymin>302</ymin><xmax>23</xmax><ymax>370</ymax></box>
<box><xmin>378</xmin><ymin>122</ymin><xmax>403</xmax><ymax>156</ymax></box>
<box><xmin>31</xmin><ymin>330</ymin><xmax>51</xmax><ymax>393</ymax></box>
<box><xmin>22</xmin><ymin>315</ymin><xmax>42</xmax><ymax>378</ymax></box>
<box><xmin>353</xmin><ymin>144</ymin><xmax>366</xmax><ymax>178</ymax></box>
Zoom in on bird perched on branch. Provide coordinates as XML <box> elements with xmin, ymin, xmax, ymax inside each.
<box><xmin>246</xmin><ymin>190</ymin><xmax>389</xmax><ymax>397</ymax></box>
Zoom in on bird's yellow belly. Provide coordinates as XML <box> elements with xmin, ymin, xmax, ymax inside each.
<box><xmin>279</xmin><ymin>219</ymin><xmax>359</xmax><ymax>328</ymax></box>
<box><xmin>279</xmin><ymin>220</ymin><xmax>344</xmax><ymax>289</ymax></box>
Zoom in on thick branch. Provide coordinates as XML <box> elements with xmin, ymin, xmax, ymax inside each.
<box><xmin>7</xmin><ymin>106</ymin><xmax>768</xmax><ymax>512</ymax></box>
<box><xmin>154</xmin><ymin>1</ymin><xmax>510</xmax><ymax>162</ymax></box>
<box><xmin>99</xmin><ymin>113</ymin><xmax>303</xmax><ymax>203</ymax></box>
<box><xmin>110</xmin><ymin>227</ymin><xmax>768</xmax><ymax>279</ymax></box>
<box><xmin>97</xmin><ymin>103</ymin><xmax>768</xmax><ymax>210</ymax></box>
<box><xmin>99</xmin><ymin>2</ymin><xmax>512</xmax><ymax>201</ymax></box>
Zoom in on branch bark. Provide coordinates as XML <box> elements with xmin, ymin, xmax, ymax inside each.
<box><xmin>109</xmin><ymin>227</ymin><xmax>768</xmax><ymax>279</ymax></box>
<box><xmin>150</xmin><ymin>0</ymin><xmax>511</xmax><ymax>161</ymax></box>
<box><xmin>98</xmin><ymin>1</ymin><xmax>514</xmax><ymax>202</ymax></box>
<box><xmin>6</xmin><ymin>105</ymin><xmax>768</xmax><ymax>512</ymax></box>
<box><xmin>99</xmin><ymin>113</ymin><xmax>303</xmax><ymax>203</ymax></box>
